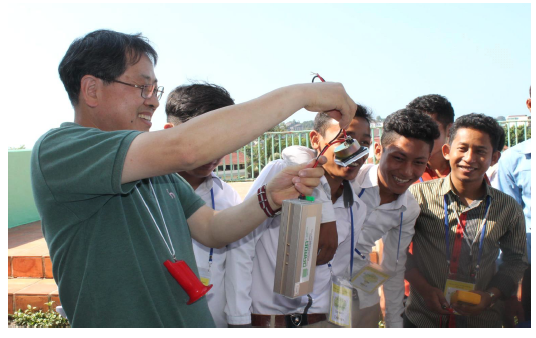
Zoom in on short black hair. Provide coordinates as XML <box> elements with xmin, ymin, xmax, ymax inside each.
<box><xmin>165</xmin><ymin>82</ymin><xmax>234</xmax><ymax>124</ymax></box>
<box><xmin>406</xmin><ymin>94</ymin><xmax>454</xmax><ymax>128</ymax></box>
<box><xmin>381</xmin><ymin>109</ymin><xmax>440</xmax><ymax>152</ymax></box>
<box><xmin>59</xmin><ymin>29</ymin><xmax>158</xmax><ymax>106</ymax></box>
<box><xmin>449</xmin><ymin>113</ymin><xmax>505</xmax><ymax>152</ymax></box>
<box><xmin>314</xmin><ymin>103</ymin><xmax>373</xmax><ymax>137</ymax></box>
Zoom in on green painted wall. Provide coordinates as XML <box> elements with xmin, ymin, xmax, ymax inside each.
<box><xmin>8</xmin><ymin>150</ymin><xmax>40</xmax><ymax>228</ymax></box>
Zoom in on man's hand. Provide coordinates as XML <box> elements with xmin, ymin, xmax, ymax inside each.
<box><xmin>421</xmin><ymin>285</ymin><xmax>452</xmax><ymax>315</ymax></box>
<box><xmin>451</xmin><ymin>290</ymin><xmax>493</xmax><ymax>317</ymax></box>
<box><xmin>302</xmin><ymin>82</ymin><xmax>357</xmax><ymax>130</ymax></box>
<box><xmin>265</xmin><ymin>156</ymin><xmax>327</xmax><ymax>209</ymax></box>
<box><xmin>316</xmin><ymin>221</ymin><xmax>338</xmax><ymax>265</ymax></box>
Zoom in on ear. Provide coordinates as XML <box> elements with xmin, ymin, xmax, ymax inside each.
<box><xmin>527</xmin><ymin>98</ymin><xmax>531</xmax><ymax>112</ymax></box>
<box><xmin>164</xmin><ymin>122</ymin><xmax>174</xmax><ymax>129</ymax></box>
<box><xmin>490</xmin><ymin>150</ymin><xmax>500</xmax><ymax>166</ymax></box>
<box><xmin>445</xmin><ymin>122</ymin><xmax>453</xmax><ymax>135</ymax></box>
<box><xmin>80</xmin><ymin>75</ymin><xmax>99</xmax><ymax>108</ymax></box>
<box><xmin>374</xmin><ymin>142</ymin><xmax>382</xmax><ymax>161</ymax></box>
<box><xmin>310</xmin><ymin>130</ymin><xmax>322</xmax><ymax>151</ymax></box>
<box><xmin>442</xmin><ymin>143</ymin><xmax>451</xmax><ymax>161</ymax></box>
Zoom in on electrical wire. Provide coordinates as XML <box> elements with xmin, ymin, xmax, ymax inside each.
<box><xmin>310</xmin><ymin>73</ymin><xmax>347</xmax><ymax>168</ymax></box>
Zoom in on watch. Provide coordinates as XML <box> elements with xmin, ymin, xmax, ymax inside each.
<box><xmin>485</xmin><ymin>290</ymin><xmax>497</xmax><ymax>308</ymax></box>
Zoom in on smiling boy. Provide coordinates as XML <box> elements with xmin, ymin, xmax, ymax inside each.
<box><xmin>348</xmin><ymin>109</ymin><xmax>439</xmax><ymax>327</ymax></box>
<box><xmin>405</xmin><ymin>113</ymin><xmax>528</xmax><ymax>328</ymax></box>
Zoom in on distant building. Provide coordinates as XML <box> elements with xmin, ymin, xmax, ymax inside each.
<box><xmin>217</xmin><ymin>152</ymin><xmax>248</xmax><ymax>171</ymax></box>
<box><xmin>504</xmin><ymin>115</ymin><xmax>531</xmax><ymax>127</ymax></box>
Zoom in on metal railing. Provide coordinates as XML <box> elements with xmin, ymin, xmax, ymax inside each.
<box><xmin>215</xmin><ymin>128</ymin><xmax>384</xmax><ymax>182</ymax></box>
<box><xmin>215</xmin><ymin>120</ymin><xmax>530</xmax><ymax>182</ymax></box>
<box><xmin>498</xmin><ymin>120</ymin><xmax>531</xmax><ymax>148</ymax></box>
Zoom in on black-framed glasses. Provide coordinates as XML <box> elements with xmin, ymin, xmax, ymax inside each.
<box><xmin>112</xmin><ymin>79</ymin><xmax>164</xmax><ymax>101</ymax></box>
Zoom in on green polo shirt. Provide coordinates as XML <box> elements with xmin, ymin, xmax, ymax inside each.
<box><xmin>30</xmin><ymin>122</ymin><xmax>215</xmax><ymax>328</ymax></box>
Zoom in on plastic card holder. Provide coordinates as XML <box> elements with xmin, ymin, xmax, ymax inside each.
<box><xmin>350</xmin><ymin>262</ymin><xmax>392</xmax><ymax>294</ymax></box>
<box><xmin>443</xmin><ymin>279</ymin><xmax>476</xmax><ymax>315</ymax></box>
<box><xmin>198</xmin><ymin>268</ymin><xmax>211</xmax><ymax>287</ymax></box>
<box><xmin>328</xmin><ymin>275</ymin><xmax>353</xmax><ymax>327</ymax></box>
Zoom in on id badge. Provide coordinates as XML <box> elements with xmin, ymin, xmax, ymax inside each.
<box><xmin>198</xmin><ymin>267</ymin><xmax>211</xmax><ymax>287</ymax></box>
<box><xmin>443</xmin><ymin>278</ymin><xmax>475</xmax><ymax>315</ymax></box>
<box><xmin>350</xmin><ymin>262</ymin><xmax>391</xmax><ymax>294</ymax></box>
<box><xmin>328</xmin><ymin>275</ymin><xmax>353</xmax><ymax>328</ymax></box>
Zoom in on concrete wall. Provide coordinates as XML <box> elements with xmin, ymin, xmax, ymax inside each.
<box><xmin>8</xmin><ymin>150</ymin><xmax>40</xmax><ymax>228</ymax></box>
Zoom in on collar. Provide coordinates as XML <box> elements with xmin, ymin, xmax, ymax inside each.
<box><xmin>176</xmin><ymin>172</ymin><xmax>223</xmax><ymax>194</ymax></box>
<box><xmin>440</xmin><ymin>174</ymin><xmax>493</xmax><ymax>200</ymax></box>
<box><xmin>358</xmin><ymin>164</ymin><xmax>409</xmax><ymax>210</ymax></box>
<box><xmin>332</xmin><ymin>179</ymin><xmax>359</xmax><ymax>209</ymax></box>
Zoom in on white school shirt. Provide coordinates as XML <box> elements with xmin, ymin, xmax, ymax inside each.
<box><xmin>224</xmin><ymin>159</ymin><xmax>365</xmax><ymax>325</ymax></box>
<box><xmin>185</xmin><ymin>173</ymin><xmax>242</xmax><ymax>328</ymax></box>
<box><xmin>351</xmin><ymin>164</ymin><xmax>420</xmax><ymax>328</ymax></box>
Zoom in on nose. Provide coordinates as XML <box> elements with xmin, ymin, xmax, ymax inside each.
<box><xmin>462</xmin><ymin>149</ymin><xmax>476</xmax><ymax>163</ymax></box>
<box><xmin>144</xmin><ymin>91</ymin><xmax>160</xmax><ymax>109</ymax></box>
<box><xmin>401</xmin><ymin>161</ymin><xmax>413</xmax><ymax>178</ymax></box>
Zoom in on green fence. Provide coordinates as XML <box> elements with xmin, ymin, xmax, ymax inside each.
<box><xmin>8</xmin><ymin>149</ymin><xmax>40</xmax><ymax>228</ymax></box>
<box><xmin>6</xmin><ymin>120</ymin><xmax>531</xmax><ymax>226</ymax></box>
<box><xmin>215</xmin><ymin>121</ymin><xmax>531</xmax><ymax>182</ymax></box>
<box><xmin>215</xmin><ymin>127</ymin><xmax>385</xmax><ymax>182</ymax></box>
<box><xmin>499</xmin><ymin>120</ymin><xmax>531</xmax><ymax>148</ymax></box>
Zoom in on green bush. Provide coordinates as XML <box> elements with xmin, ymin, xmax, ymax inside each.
<box><xmin>11</xmin><ymin>302</ymin><xmax>70</xmax><ymax>328</ymax></box>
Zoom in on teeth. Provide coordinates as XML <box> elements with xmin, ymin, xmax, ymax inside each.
<box><xmin>138</xmin><ymin>114</ymin><xmax>151</xmax><ymax>121</ymax></box>
<box><xmin>394</xmin><ymin>176</ymin><xmax>410</xmax><ymax>183</ymax></box>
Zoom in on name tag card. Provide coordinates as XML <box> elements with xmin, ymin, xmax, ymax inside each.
<box><xmin>350</xmin><ymin>263</ymin><xmax>391</xmax><ymax>294</ymax></box>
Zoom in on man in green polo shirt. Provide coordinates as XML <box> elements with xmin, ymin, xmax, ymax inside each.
<box><xmin>30</xmin><ymin>29</ymin><xmax>357</xmax><ymax>327</ymax></box>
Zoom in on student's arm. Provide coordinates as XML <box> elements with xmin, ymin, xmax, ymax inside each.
<box><xmin>122</xmin><ymin>83</ymin><xmax>356</xmax><ymax>183</ymax></box>
<box><xmin>187</xmin><ymin>157</ymin><xmax>326</xmax><ymax>248</ymax></box>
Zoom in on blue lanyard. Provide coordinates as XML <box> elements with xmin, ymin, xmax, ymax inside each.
<box><xmin>353</xmin><ymin>188</ymin><xmax>404</xmax><ymax>266</ymax></box>
<box><xmin>443</xmin><ymin>194</ymin><xmax>491</xmax><ymax>277</ymax></box>
<box><xmin>418</xmin><ymin>177</ymin><xmax>424</xmax><ymax>183</ymax></box>
<box><xmin>209</xmin><ymin>188</ymin><xmax>215</xmax><ymax>265</ymax></box>
<box><xmin>350</xmin><ymin>206</ymin><xmax>355</xmax><ymax>278</ymax></box>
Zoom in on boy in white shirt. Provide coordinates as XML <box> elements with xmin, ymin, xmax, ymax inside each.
<box><xmin>164</xmin><ymin>83</ymin><xmax>242</xmax><ymax>327</ymax></box>
<box><xmin>225</xmin><ymin>105</ymin><xmax>373</xmax><ymax>327</ymax></box>
<box><xmin>284</xmin><ymin>109</ymin><xmax>440</xmax><ymax>327</ymax></box>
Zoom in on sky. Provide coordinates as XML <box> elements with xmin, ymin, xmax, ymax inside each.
<box><xmin>4</xmin><ymin>2</ymin><xmax>532</xmax><ymax>149</ymax></box>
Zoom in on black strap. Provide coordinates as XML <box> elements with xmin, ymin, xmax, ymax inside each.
<box><xmin>343</xmin><ymin>180</ymin><xmax>354</xmax><ymax>208</ymax></box>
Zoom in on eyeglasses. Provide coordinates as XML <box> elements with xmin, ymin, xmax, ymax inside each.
<box><xmin>112</xmin><ymin>79</ymin><xmax>164</xmax><ymax>101</ymax></box>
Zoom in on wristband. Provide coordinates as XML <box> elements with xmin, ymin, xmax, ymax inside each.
<box><xmin>257</xmin><ymin>184</ymin><xmax>282</xmax><ymax>218</ymax></box>
<box><xmin>485</xmin><ymin>290</ymin><xmax>497</xmax><ymax>308</ymax></box>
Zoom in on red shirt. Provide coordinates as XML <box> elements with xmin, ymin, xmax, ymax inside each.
<box><xmin>413</xmin><ymin>163</ymin><xmax>451</xmax><ymax>185</ymax></box>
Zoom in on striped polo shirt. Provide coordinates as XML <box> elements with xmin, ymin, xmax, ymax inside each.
<box><xmin>405</xmin><ymin>175</ymin><xmax>528</xmax><ymax>327</ymax></box>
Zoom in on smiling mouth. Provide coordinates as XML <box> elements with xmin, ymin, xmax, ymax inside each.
<box><xmin>138</xmin><ymin>113</ymin><xmax>152</xmax><ymax>122</ymax></box>
<box><xmin>458</xmin><ymin>165</ymin><xmax>477</xmax><ymax>172</ymax></box>
<box><xmin>393</xmin><ymin>176</ymin><xmax>411</xmax><ymax>184</ymax></box>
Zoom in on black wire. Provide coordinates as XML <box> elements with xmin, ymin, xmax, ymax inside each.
<box><xmin>315</xmin><ymin>129</ymin><xmax>344</xmax><ymax>163</ymax></box>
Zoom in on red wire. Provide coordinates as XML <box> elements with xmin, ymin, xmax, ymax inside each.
<box><xmin>312</xmin><ymin>138</ymin><xmax>346</xmax><ymax>168</ymax></box>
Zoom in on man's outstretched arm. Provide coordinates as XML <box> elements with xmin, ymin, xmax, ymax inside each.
<box><xmin>122</xmin><ymin>83</ymin><xmax>356</xmax><ymax>183</ymax></box>
<box><xmin>187</xmin><ymin>157</ymin><xmax>327</xmax><ymax>248</ymax></box>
